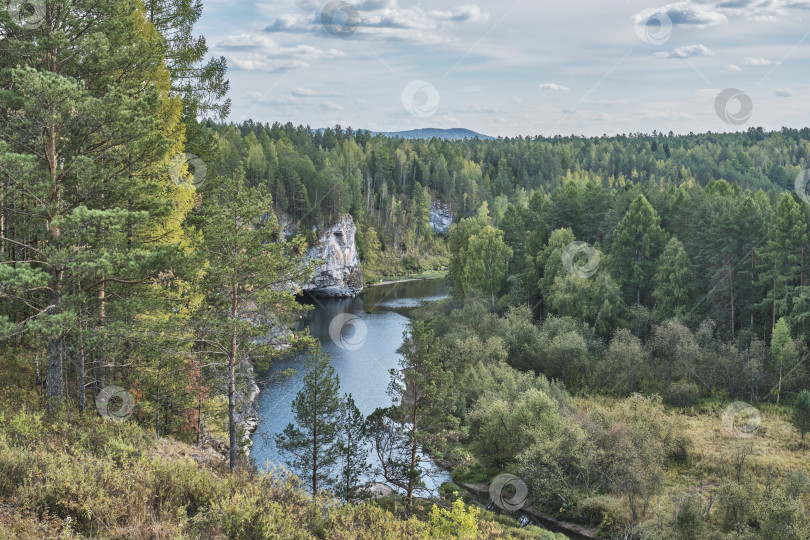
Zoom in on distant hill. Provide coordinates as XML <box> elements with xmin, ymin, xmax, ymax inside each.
<box><xmin>371</xmin><ymin>128</ymin><xmax>494</xmax><ymax>140</ymax></box>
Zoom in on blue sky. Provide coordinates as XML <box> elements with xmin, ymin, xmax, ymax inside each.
<box><xmin>198</xmin><ymin>0</ymin><xmax>810</xmax><ymax>137</ymax></box>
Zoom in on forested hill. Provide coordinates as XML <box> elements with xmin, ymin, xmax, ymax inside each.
<box><xmin>371</xmin><ymin>128</ymin><xmax>495</xmax><ymax>140</ymax></box>
<box><xmin>210</xmin><ymin>122</ymin><xmax>809</xmax><ymax>230</ymax></box>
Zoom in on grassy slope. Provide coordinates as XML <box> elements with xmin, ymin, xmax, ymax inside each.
<box><xmin>0</xmin><ymin>357</ymin><xmax>563</xmax><ymax>539</ymax></box>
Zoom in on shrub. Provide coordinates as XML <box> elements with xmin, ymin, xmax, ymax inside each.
<box><xmin>664</xmin><ymin>380</ymin><xmax>701</xmax><ymax>408</ymax></box>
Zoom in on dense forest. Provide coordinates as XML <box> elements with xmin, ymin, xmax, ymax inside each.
<box><xmin>1</xmin><ymin>1</ymin><xmax>809</xmax><ymax>539</ymax></box>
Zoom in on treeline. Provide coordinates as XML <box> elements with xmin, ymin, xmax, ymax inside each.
<box><xmin>444</xmin><ymin>178</ymin><xmax>810</xmax><ymax>403</ymax></box>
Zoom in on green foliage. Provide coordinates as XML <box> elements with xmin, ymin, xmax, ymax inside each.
<box><xmin>792</xmin><ymin>389</ymin><xmax>810</xmax><ymax>439</ymax></box>
<box><xmin>428</xmin><ymin>498</ymin><xmax>479</xmax><ymax>539</ymax></box>
<box><xmin>611</xmin><ymin>194</ymin><xmax>668</xmax><ymax>306</ymax></box>
<box><xmin>276</xmin><ymin>351</ymin><xmax>342</xmax><ymax>496</ymax></box>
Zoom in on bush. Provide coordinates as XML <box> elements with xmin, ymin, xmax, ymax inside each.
<box><xmin>664</xmin><ymin>380</ymin><xmax>701</xmax><ymax>408</ymax></box>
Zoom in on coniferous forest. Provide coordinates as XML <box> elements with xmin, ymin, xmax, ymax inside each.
<box><xmin>1</xmin><ymin>1</ymin><xmax>809</xmax><ymax>539</ymax></box>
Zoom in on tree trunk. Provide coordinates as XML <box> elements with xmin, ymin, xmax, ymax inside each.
<box><xmin>228</xmin><ymin>265</ymin><xmax>239</xmax><ymax>471</ymax></box>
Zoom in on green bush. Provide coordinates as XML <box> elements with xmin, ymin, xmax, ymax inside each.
<box><xmin>664</xmin><ymin>380</ymin><xmax>701</xmax><ymax>408</ymax></box>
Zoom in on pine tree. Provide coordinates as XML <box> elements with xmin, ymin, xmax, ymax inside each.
<box><xmin>336</xmin><ymin>394</ymin><xmax>371</xmax><ymax>502</ymax></box>
<box><xmin>792</xmin><ymin>389</ymin><xmax>810</xmax><ymax>440</ymax></box>
<box><xmin>144</xmin><ymin>0</ymin><xmax>230</xmax><ymax>120</ymax></box>
<box><xmin>612</xmin><ymin>194</ymin><xmax>668</xmax><ymax>307</ymax></box>
<box><xmin>653</xmin><ymin>237</ymin><xmax>696</xmax><ymax>321</ymax></box>
<box><xmin>757</xmin><ymin>194</ymin><xmax>808</xmax><ymax>331</ymax></box>
<box><xmin>371</xmin><ymin>322</ymin><xmax>456</xmax><ymax>509</ymax></box>
<box><xmin>276</xmin><ymin>351</ymin><xmax>342</xmax><ymax>496</ymax></box>
<box><xmin>188</xmin><ymin>171</ymin><xmax>313</xmax><ymax>471</ymax></box>
<box><xmin>0</xmin><ymin>0</ymin><xmax>188</xmax><ymax>412</ymax></box>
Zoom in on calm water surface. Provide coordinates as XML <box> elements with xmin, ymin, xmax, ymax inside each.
<box><xmin>251</xmin><ymin>278</ymin><xmax>451</xmax><ymax>494</ymax></box>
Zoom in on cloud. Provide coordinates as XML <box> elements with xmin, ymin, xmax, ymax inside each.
<box><xmin>654</xmin><ymin>44</ymin><xmax>714</xmax><ymax>59</ymax></box>
<box><xmin>775</xmin><ymin>88</ymin><xmax>793</xmax><ymax>97</ymax></box>
<box><xmin>216</xmin><ymin>33</ymin><xmax>346</xmax><ymax>72</ymax></box>
<box><xmin>633</xmin><ymin>2</ymin><xmax>728</xmax><ymax>28</ymax></box>
<box><xmin>320</xmin><ymin>101</ymin><xmax>344</xmax><ymax>111</ymax></box>
<box><xmin>741</xmin><ymin>57</ymin><xmax>780</xmax><ymax>66</ymax></box>
<box><xmin>723</xmin><ymin>64</ymin><xmax>742</xmax><ymax>71</ymax></box>
<box><xmin>292</xmin><ymin>87</ymin><xmax>346</xmax><ymax>97</ymax></box>
<box><xmin>539</xmin><ymin>83</ymin><xmax>571</xmax><ymax>91</ymax></box>
<box><xmin>262</xmin><ymin>1</ymin><xmax>489</xmax><ymax>45</ymax></box>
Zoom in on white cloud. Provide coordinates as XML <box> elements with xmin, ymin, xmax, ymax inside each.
<box><xmin>723</xmin><ymin>64</ymin><xmax>742</xmax><ymax>72</ymax></box>
<box><xmin>539</xmin><ymin>83</ymin><xmax>571</xmax><ymax>91</ymax></box>
<box><xmin>775</xmin><ymin>88</ymin><xmax>793</xmax><ymax>97</ymax></box>
<box><xmin>632</xmin><ymin>2</ymin><xmax>728</xmax><ymax>29</ymax></box>
<box><xmin>292</xmin><ymin>87</ymin><xmax>346</xmax><ymax>97</ymax></box>
<box><xmin>320</xmin><ymin>101</ymin><xmax>344</xmax><ymax>111</ymax></box>
<box><xmin>654</xmin><ymin>44</ymin><xmax>714</xmax><ymax>59</ymax></box>
<box><xmin>217</xmin><ymin>33</ymin><xmax>346</xmax><ymax>72</ymax></box>
<box><xmin>742</xmin><ymin>57</ymin><xmax>780</xmax><ymax>66</ymax></box>
<box><xmin>262</xmin><ymin>1</ymin><xmax>489</xmax><ymax>45</ymax></box>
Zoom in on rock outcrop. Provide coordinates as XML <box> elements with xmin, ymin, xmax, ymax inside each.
<box><xmin>303</xmin><ymin>214</ymin><xmax>363</xmax><ymax>298</ymax></box>
<box><xmin>430</xmin><ymin>201</ymin><xmax>454</xmax><ymax>235</ymax></box>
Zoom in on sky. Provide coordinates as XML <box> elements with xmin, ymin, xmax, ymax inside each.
<box><xmin>198</xmin><ymin>0</ymin><xmax>810</xmax><ymax>138</ymax></box>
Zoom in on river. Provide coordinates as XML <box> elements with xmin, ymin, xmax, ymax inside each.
<box><xmin>250</xmin><ymin>277</ymin><xmax>452</xmax><ymax>495</ymax></box>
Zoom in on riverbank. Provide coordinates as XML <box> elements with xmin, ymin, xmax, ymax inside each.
<box><xmin>368</xmin><ymin>269</ymin><xmax>448</xmax><ymax>287</ymax></box>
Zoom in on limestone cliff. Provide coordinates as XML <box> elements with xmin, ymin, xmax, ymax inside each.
<box><xmin>303</xmin><ymin>215</ymin><xmax>363</xmax><ymax>298</ymax></box>
<box><xmin>430</xmin><ymin>201</ymin><xmax>454</xmax><ymax>235</ymax></box>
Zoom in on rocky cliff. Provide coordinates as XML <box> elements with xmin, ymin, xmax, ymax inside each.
<box><xmin>430</xmin><ymin>201</ymin><xmax>454</xmax><ymax>234</ymax></box>
<box><xmin>303</xmin><ymin>214</ymin><xmax>363</xmax><ymax>298</ymax></box>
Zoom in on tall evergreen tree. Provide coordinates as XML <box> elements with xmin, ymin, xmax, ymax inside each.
<box><xmin>188</xmin><ymin>171</ymin><xmax>312</xmax><ymax>470</ymax></box>
<box><xmin>276</xmin><ymin>351</ymin><xmax>342</xmax><ymax>496</ymax></box>
<box><xmin>0</xmin><ymin>0</ymin><xmax>188</xmax><ymax>412</ymax></box>
<box><xmin>792</xmin><ymin>389</ymin><xmax>810</xmax><ymax>440</ymax></box>
<box><xmin>336</xmin><ymin>394</ymin><xmax>371</xmax><ymax>502</ymax></box>
<box><xmin>612</xmin><ymin>194</ymin><xmax>668</xmax><ymax>307</ymax></box>
<box><xmin>653</xmin><ymin>237</ymin><xmax>696</xmax><ymax>321</ymax></box>
<box><xmin>757</xmin><ymin>194</ymin><xmax>808</xmax><ymax>331</ymax></box>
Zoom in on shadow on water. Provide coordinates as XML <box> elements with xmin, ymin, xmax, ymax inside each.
<box><xmin>251</xmin><ymin>278</ymin><xmax>451</xmax><ymax>495</ymax></box>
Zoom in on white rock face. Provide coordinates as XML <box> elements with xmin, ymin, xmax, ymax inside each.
<box><xmin>430</xmin><ymin>201</ymin><xmax>454</xmax><ymax>234</ymax></box>
<box><xmin>303</xmin><ymin>214</ymin><xmax>363</xmax><ymax>297</ymax></box>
